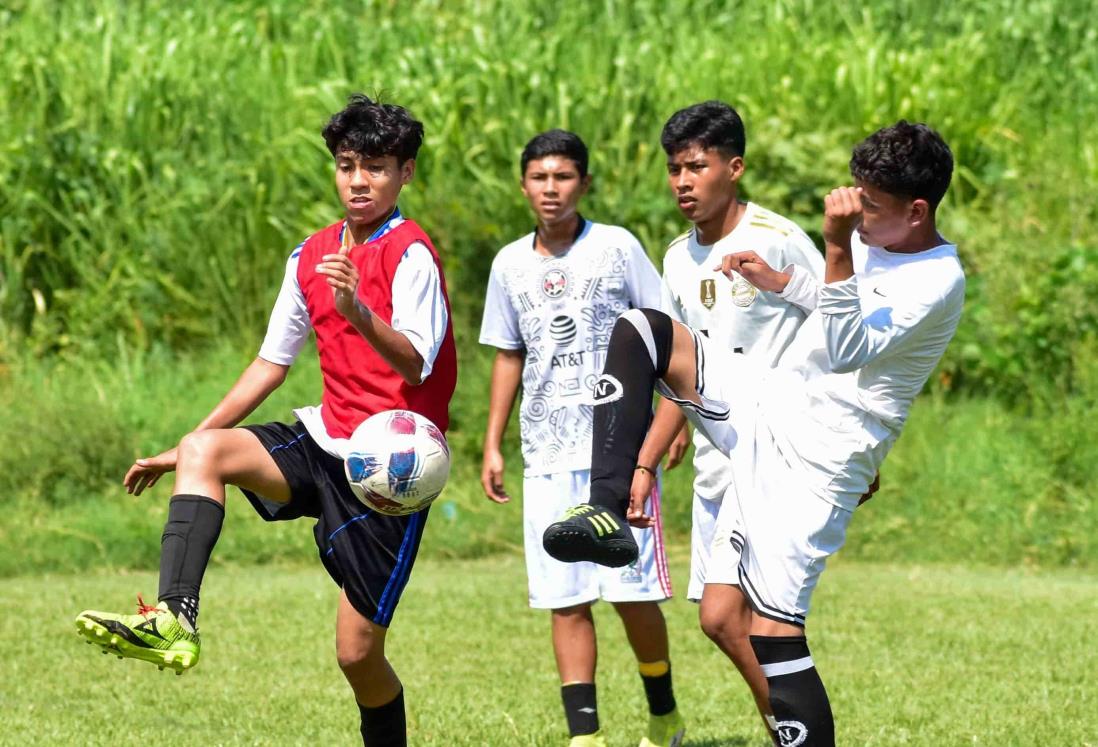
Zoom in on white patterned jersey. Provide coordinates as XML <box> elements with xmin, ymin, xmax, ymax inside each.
<box><xmin>480</xmin><ymin>221</ymin><xmax>662</xmax><ymax>476</ymax></box>
<box><xmin>660</xmin><ymin>202</ymin><xmax>824</xmax><ymax>499</ymax></box>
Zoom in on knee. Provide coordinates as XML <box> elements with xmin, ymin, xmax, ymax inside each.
<box><xmin>176</xmin><ymin>431</ymin><xmax>223</xmax><ymax>476</ymax></box>
<box><xmin>336</xmin><ymin>629</ymin><xmax>382</xmax><ymax>674</ymax></box>
<box><xmin>699</xmin><ymin>607</ymin><xmax>748</xmax><ymax>651</ymax></box>
<box><xmin>615</xmin><ymin>308</ymin><xmax>673</xmax><ymax>373</ymax></box>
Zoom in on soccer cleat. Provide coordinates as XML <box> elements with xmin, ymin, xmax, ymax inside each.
<box><xmin>75</xmin><ymin>596</ymin><xmax>200</xmax><ymax>674</ymax></box>
<box><xmin>569</xmin><ymin>733</ymin><xmax>608</xmax><ymax>747</ymax></box>
<box><xmin>639</xmin><ymin>708</ymin><xmax>686</xmax><ymax>747</ymax></box>
<box><xmin>543</xmin><ymin>504</ymin><xmax>638</xmax><ymax>568</ymax></box>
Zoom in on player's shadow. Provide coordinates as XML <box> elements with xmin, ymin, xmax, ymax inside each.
<box><xmin>687</xmin><ymin>738</ymin><xmax>751</xmax><ymax>746</ymax></box>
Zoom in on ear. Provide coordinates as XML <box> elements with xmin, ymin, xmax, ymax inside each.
<box><xmin>909</xmin><ymin>198</ymin><xmax>930</xmax><ymax>226</ymax></box>
<box><xmin>579</xmin><ymin>173</ymin><xmax>593</xmax><ymax>196</ymax></box>
<box><xmin>400</xmin><ymin>158</ymin><xmax>416</xmax><ymax>184</ymax></box>
<box><xmin>727</xmin><ymin>155</ymin><xmax>745</xmax><ymax>184</ymax></box>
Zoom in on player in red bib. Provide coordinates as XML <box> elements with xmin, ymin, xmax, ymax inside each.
<box><xmin>75</xmin><ymin>95</ymin><xmax>455</xmax><ymax>747</ymax></box>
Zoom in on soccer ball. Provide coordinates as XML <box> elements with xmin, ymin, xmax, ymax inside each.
<box><xmin>344</xmin><ymin>410</ymin><xmax>451</xmax><ymax>516</ymax></box>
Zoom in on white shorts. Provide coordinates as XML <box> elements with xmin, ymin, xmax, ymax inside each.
<box><xmin>523</xmin><ymin>469</ymin><xmax>673</xmax><ymax>609</ymax></box>
<box><xmin>687</xmin><ymin>488</ymin><xmax>726</xmax><ymax>602</ymax></box>
<box><xmin>660</xmin><ymin>328</ymin><xmax>876</xmax><ymax>625</ymax></box>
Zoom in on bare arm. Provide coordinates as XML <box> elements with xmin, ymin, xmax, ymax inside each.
<box><xmin>626</xmin><ymin>398</ymin><xmax>688</xmax><ymax>528</ymax></box>
<box><xmin>343</xmin><ymin>300</ymin><xmax>425</xmax><ymax>385</ymax></box>
<box><xmin>481</xmin><ymin>348</ymin><xmax>524</xmax><ymax>504</ymax></box>
<box><xmin>123</xmin><ymin>357</ymin><xmax>289</xmax><ymax>495</ymax></box>
<box><xmin>823</xmin><ymin>187</ymin><xmax>861</xmax><ymax>283</ymax></box>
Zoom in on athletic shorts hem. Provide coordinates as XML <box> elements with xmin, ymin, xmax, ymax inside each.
<box><xmin>532</xmin><ymin>592</ymin><xmax>601</xmax><ymax>611</ymax></box>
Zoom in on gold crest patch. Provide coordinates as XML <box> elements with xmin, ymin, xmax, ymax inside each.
<box><xmin>700</xmin><ymin>278</ymin><xmax>717</xmax><ymax>310</ymax></box>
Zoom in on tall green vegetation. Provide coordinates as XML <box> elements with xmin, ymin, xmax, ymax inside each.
<box><xmin>1</xmin><ymin>0</ymin><xmax>1095</xmax><ymax>571</ymax></box>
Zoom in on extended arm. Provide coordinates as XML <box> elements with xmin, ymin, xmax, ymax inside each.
<box><xmin>123</xmin><ymin>357</ymin><xmax>289</xmax><ymax>495</ymax></box>
<box><xmin>481</xmin><ymin>348</ymin><xmax>524</xmax><ymax>503</ymax></box>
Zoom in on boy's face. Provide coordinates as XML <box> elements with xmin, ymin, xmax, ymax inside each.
<box><xmin>666</xmin><ymin>145</ymin><xmax>743</xmax><ymax>225</ymax></box>
<box><xmin>521</xmin><ymin>155</ymin><xmax>590</xmax><ymax>227</ymax></box>
<box><xmin>854</xmin><ymin>179</ymin><xmax>930</xmax><ymax>249</ymax></box>
<box><xmin>336</xmin><ymin>152</ymin><xmax>414</xmax><ymax>230</ymax></box>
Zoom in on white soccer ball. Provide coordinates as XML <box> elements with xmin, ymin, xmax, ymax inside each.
<box><xmin>344</xmin><ymin>410</ymin><xmax>451</xmax><ymax>516</ymax></box>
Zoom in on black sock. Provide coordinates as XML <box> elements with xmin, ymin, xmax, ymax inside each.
<box><xmin>157</xmin><ymin>494</ymin><xmax>224</xmax><ymax>629</ymax></box>
<box><xmin>640</xmin><ymin>661</ymin><xmax>677</xmax><ymax>716</ymax></box>
<box><xmin>561</xmin><ymin>682</ymin><xmax>599</xmax><ymax>737</ymax></box>
<box><xmin>750</xmin><ymin>635</ymin><xmax>834</xmax><ymax>747</ymax></box>
<box><xmin>589</xmin><ymin>308</ymin><xmax>673</xmax><ymax>516</ymax></box>
<box><xmin>359</xmin><ymin>689</ymin><xmax>407</xmax><ymax>747</ymax></box>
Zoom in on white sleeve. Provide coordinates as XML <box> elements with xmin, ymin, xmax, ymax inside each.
<box><xmin>478</xmin><ymin>258</ymin><xmax>524</xmax><ymax>350</ymax></box>
<box><xmin>258</xmin><ymin>245</ymin><xmax>312</xmax><ymax>365</ymax></box>
<box><xmin>777</xmin><ymin>232</ymin><xmax>825</xmax><ymax>313</ymax></box>
<box><xmin>817</xmin><ymin>276</ymin><xmax>944</xmax><ymax>374</ymax></box>
<box><xmin>390</xmin><ymin>242</ymin><xmax>449</xmax><ymax>381</ymax></box>
<box><xmin>624</xmin><ymin>234</ymin><xmax>663</xmax><ymax>310</ymax></box>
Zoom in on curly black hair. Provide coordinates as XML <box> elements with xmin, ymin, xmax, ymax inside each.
<box><xmin>850</xmin><ymin>121</ymin><xmax>953</xmax><ymax>208</ymax></box>
<box><xmin>321</xmin><ymin>94</ymin><xmax>424</xmax><ymax>163</ymax></box>
<box><xmin>520</xmin><ymin>129</ymin><xmax>589</xmax><ymax>178</ymax></box>
<box><xmin>660</xmin><ymin>100</ymin><xmax>746</xmax><ymax>158</ymax></box>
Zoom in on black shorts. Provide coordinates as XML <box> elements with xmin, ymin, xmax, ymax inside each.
<box><xmin>240</xmin><ymin>420</ymin><xmax>428</xmax><ymax>627</ymax></box>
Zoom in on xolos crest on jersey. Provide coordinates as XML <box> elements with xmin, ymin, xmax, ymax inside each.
<box><xmin>700</xmin><ymin>278</ymin><xmax>717</xmax><ymax>309</ymax></box>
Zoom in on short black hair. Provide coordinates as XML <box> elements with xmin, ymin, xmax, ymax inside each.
<box><xmin>850</xmin><ymin>121</ymin><xmax>953</xmax><ymax>208</ymax></box>
<box><xmin>660</xmin><ymin>100</ymin><xmax>746</xmax><ymax>158</ymax></box>
<box><xmin>520</xmin><ymin>129</ymin><xmax>589</xmax><ymax>178</ymax></box>
<box><xmin>321</xmin><ymin>94</ymin><xmax>424</xmax><ymax>163</ymax></box>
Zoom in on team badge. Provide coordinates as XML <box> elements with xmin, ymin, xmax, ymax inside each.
<box><xmin>699</xmin><ymin>278</ymin><xmax>717</xmax><ymax>310</ymax></box>
<box><xmin>730</xmin><ymin>275</ymin><xmax>758</xmax><ymax>307</ymax></box>
<box><xmin>541</xmin><ymin>268</ymin><xmax>569</xmax><ymax>299</ymax></box>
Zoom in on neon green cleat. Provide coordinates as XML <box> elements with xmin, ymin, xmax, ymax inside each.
<box><xmin>639</xmin><ymin>708</ymin><xmax>686</xmax><ymax>747</ymax></box>
<box><xmin>569</xmin><ymin>733</ymin><xmax>608</xmax><ymax>747</ymax></box>
<box><xmin>75</xmin><ymin>597</ymin><xmax>200</xmax><ymax>675</ymax></box>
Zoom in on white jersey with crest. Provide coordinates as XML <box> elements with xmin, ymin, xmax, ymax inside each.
<box><xmin>480</xmin><ymin>220</ymin><xmax>662</xmax><ymax>476</ymax></box>
<box><xmin>660</xmin><ymin>202</ymin><xmax>824</xmax><ymax>499</ymax></box>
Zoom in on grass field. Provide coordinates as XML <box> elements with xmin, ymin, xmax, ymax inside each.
<box><xmin>2</xmin><ymin>556</ymin><xmax>1095</xmax><ymax>746</ymax></box>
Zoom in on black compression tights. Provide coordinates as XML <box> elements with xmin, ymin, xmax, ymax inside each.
<box><xmin>588</xmin><ymin>308</ymin><xmax>673</xmax><ymax>516</ymax></box>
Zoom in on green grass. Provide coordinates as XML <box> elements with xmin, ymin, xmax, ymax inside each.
<box><xmin>1</xmin><ymin>557</ymin><xmax>1095</xmax><ymax>745</ymax></box>
<box><xmin>0</xmin><ymin>342</ymin><xmax>1092</xmax><ymax>575</ymax></box>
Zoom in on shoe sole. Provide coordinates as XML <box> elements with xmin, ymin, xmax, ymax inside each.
<box><xmin>75</xmin><ymin>616</ymin><xmax>198</xmax><ymax>675</ymax></box>
<box><xmin>542</xmin><ymin>523</ymin><xmax>638</xmax><ymax>568</ymax></box>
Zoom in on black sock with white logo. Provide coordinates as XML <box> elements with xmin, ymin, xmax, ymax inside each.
<box><xmin>561</xmin><ymin>682</ymin><xmax>599</xmax><ymax>737</ymax></box>
<box><xmin>158</xmin><ymin>494</ymin><xmax>224</xmax><ymax>630</ymax></box>
<box><xmin>750</xmin><ymin>635</ymin><xmax>834</xmax><ymax>747</ymax></box>
<box><xmin>589</xmin><ymin>308</ymin><xmax>672</xmax><ymax>516</ymax></box>
<box><xmin>359</xmin><ymin>689</ymin><xmax>407</xmax><ymax>747</ymax></box>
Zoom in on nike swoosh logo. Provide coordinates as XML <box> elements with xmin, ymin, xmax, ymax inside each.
<box><xmin>873</xmin><ymin>287</ymin><xmax>887</xmax><ymax>297</ymax></box>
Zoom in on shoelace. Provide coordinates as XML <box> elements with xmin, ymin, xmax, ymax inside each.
<box><xmin>135</xmin><ymin>594</ymin><xmax>160</xmax><ymax>618</ymax></box>
<box><xmin>562</xmin><ymin>504</ymin><xmax>596</xmax><ymax>518</ymax></box>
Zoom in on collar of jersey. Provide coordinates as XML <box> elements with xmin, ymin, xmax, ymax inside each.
<box><xmin>339</xmin><ymin>206</ymin><xmax>403</xmax><ymax>248</ymax></box>
<box><xmin>531</xmin><ymin>214</ymin><xmax>587</xmax><ymax>251</ymax></box>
